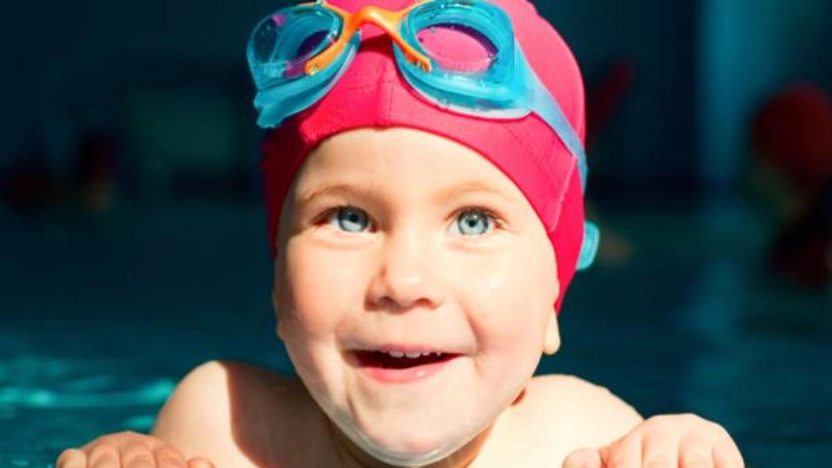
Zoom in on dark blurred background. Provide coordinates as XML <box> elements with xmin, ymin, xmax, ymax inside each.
<box><xmin>3</xmin><ymin>0</ymin><xmax>832</xmax><ymax>196</ymax></box>
<box><xmin>1</xmin><ymin>0</ymin><xmax>831</xmax><ymax>466</ymax></box>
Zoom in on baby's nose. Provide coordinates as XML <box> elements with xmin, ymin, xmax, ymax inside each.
<box><xmin>367</xmin><ymin>230</ymin><xmax>445</xmax><ymax>312</ymax></box>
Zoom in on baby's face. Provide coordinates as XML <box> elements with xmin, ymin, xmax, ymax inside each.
<box><xmin>273</xmin><ymin>127</ymin><xmax>561</xmax><ymax>464</ymax></box>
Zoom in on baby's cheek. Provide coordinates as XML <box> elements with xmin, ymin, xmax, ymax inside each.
<box><xmin>286</xmin><ymin>276</ymin><xmax>339</xmax><ymax>333</ymax></box>
<box><xmin>468</xmin><ymin>243</ymin><xmax>556</xmax><ymax>361</ymax></box>
<box><xmin>468</xmin><ymin>269</ymin><xmax>551</xmax><ymax>346</ymax></box>
<box><xmin>284</xmin><ymin>250</ymin><xmax>367</xmax><ymax>332</ymax></box>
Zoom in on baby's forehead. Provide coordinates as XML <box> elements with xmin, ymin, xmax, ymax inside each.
<box><xmin>297</xmin><ymin>127</ymin><xmax>521</xmax><ymax>186</ymax></box>
<box><xmin>280</xmin><ymin>127</ymin><xmax>532</xmax><ymax>212</ymax></box>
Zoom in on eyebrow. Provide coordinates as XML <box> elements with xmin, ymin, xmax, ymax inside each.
<box><xmin>433</xmin><ymin>181</ymin><xmax>515</xmax><ymax>204</ymax></box>
<box><xmin>295</xmin><ymin>183</ymin><xmax>363</xmax><ymax>208</ymax></box>
<box><xmin>296</xmin><ymin>180</ymin><xmax>514</xmax><ymax>208</ymax></box>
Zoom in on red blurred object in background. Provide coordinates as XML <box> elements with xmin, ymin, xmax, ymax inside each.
<box><xmin>751</xmin><ymin>83</ymin><xmax>832</xmax><ymax>191</ymax></box>
<box><xmin>751</xmin><ymin>83</ymin><xmax>832</xmax><ymax>289</ymax></box>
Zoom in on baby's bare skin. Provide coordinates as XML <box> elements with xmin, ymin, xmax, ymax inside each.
<box><xmin>56</xmin><ymin>130</ymin><xmax>745</xmax><ymax>468</ymax></box>
<box><xmin>59</xmin><ymin>360</ymin><xmax>642</xmax><ymax>468</ymax></box>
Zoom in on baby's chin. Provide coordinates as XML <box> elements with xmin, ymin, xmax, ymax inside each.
<box><xmin>331</xmin><ymin>414</ymin><xmax>485</xmax><ymax>467</ymax></box>
<box><xmin>351</xmin><ymin>431</ymin><xmax>472</xmax><ymax>467</ymax></box>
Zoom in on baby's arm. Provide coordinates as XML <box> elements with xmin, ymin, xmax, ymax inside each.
<box><xmin>545</xmin><ymin>377</ymin><xmax>744</xmax><ymax>468</ymax></box>
<box><xmin>56</xmin><ymin>361</ymin><xmax>268</xmax><ymax>468</ymax></box>
<box><xmin>150</xmin><ymin>361</ymin><xmax>250</xmax><ymax>465</ymax></box>
<box><xmin>524</xmin><ymin>375</ymin><xmax>743</xmax><ymax>467</ymax></box>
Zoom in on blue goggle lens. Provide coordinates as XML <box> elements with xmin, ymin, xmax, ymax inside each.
<box><xmin>415</xmin><ymin>23</ymin><xmax>496</xmax><ymax>74</ymax></box>
<box><xmin>249</xmin><ymin>7</ymin><xmax>342</xmax><ymax>88</ymax></box>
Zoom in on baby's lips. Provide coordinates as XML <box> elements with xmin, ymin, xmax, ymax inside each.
<box><xmin>354</xmin><ymin>349</ymin><xmax>459</xmax><ymax>369</ymax></box>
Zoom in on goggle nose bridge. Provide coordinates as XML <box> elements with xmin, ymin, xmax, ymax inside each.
<box><xmin>305</xmin><ymin>2</ymin><xmax>433</xmax><ymax>75</ymax></box>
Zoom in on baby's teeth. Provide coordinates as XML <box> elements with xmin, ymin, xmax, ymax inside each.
<box><xmin>382</xmin><ymin>351</ymin><xmax>443</xmax><ymax>358</ymax></box>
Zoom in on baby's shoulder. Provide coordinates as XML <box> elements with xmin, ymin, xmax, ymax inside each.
<box><xmin>513</xmin><ymin>374</ymin><xmax>643</xmax><ymax>448</ymax></box>
<box><xmin>151</xmin><ymin>360</ymin><xmax>321</xmax><ymax>467</ymax></box>
<box><xmin>182</xmin><ymin>359</ymin><xmax>302</xmax><ymax>398</ymax></box>
<box><xmin>156</xmin><ymin>360</ymin><xmax>306</xmax><ymax>418</ymax></box>
<box><xmin>524</xmin><ymin>374</ymin><xmax>638</xmax><ymax>411</ymax></box>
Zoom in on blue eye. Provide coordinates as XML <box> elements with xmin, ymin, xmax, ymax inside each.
<box><xmin>330</xmin><ymin>206</ymin><xmax>370</xmax><ymax>233</ymax></box>
<box><xmin>455</xmin><ymin>209</ymin><xmax>493</xmax><ymax>236</ymax></box>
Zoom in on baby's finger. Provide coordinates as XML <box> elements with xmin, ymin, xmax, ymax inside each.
<box><xmin>713</xmin><ymin>436</ymin><xmax>745</xmax><ymax>468</ymax></box>
<box><xmin>121</xmin><ymin>440</ymin><xmax>158</xmax><ymax>468</ymax></box>
<box><xmin>87</xmin><ymin>442</ymin><xmax>121</xmax><ymax>468</ymax></box>
<box><xmin>562</xmin><ymin>447</ymin><xmax>602</xmax><ymax>468</ymax></box>
<box><xmin>677</xmin><ymin>428</ymin><xmax>715</xmax><ymax>468</ymax></box>
<box><xmin>598</xmin><ymin>433</ymin><xmax>641</xmax><ymax>468</ymax></box>
<box><xmin>186</xmin><ymin>457</ymin><xmax>217</xmax><ymax>468</ymax></box>
<box><xmin>55</xmin><ymin>448</ymin><xmax>87</xmax><ymax>468</ymax></box>
<box><xmin>640</xmin><ymin>424</ymin><xmax>681</xmax><ymax>468</ymax></box>
<box><xmin>153</xmin><ymin>445</ymin><xmax>189</xmax><ymax>468</ymax></box>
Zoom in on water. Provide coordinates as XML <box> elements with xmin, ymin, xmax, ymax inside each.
<box><xmin>1</xmin><ymin>200</ymin><xmax>829</xmax><ymax>467</ymax></box>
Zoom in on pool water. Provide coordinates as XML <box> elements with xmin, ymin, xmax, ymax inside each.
<box><xmin>1</xmin><ymin>200</ymin><xmax>829</xmax><ymax>467</ymax></box>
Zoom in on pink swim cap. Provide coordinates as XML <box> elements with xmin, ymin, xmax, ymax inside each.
<box><xmin>260</xmin><ymin>0</ymin><xmax>587</xmax><ymax>312</ymax></box>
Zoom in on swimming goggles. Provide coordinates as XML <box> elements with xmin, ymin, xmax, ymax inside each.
<box><xmin>247</xmin><ymin>0</ymin><xmax>598</xmax><ymax>269</ymax></box>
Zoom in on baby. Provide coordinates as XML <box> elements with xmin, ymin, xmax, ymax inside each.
<box><xmin>56</xmin><ymin>0</ymin><xmax>745</xmax><ymax>466</ymax></box>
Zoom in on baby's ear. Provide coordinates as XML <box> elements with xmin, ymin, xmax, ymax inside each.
<box><xmin>543</xmin><ymin>311</ymin><xmax>561</xmax><ymax>355</ymax></box>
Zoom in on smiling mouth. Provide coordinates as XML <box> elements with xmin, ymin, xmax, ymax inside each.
<box><xmin>355</xmin><ymin>350</ymin><xmax>457</xmax><ymax>369</ymax></box>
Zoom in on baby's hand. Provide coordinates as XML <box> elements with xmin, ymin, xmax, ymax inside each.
<box><xmin>56</xmin><ymin>431</ymin><xmax>215</xmax><ymax>468</ymax></box>
<box><xmin>563</xmin><ymin>414</ymin><xmax>744</xmax><ymax>468</ymax></box>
